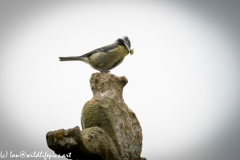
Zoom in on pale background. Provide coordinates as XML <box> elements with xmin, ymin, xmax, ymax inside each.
<box><xmin>0</xmin><ymin>0</ymin><xmax>240</xmax><ymax>160</ymax></box>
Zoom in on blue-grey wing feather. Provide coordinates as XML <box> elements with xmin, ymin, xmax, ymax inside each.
<box><xmin>80</xmin><ymin>49</ymin><xmax>100</xmax><ymax>58</ymax></box>
<box><xmin>100</xmin><ymin>44</ymin><xmax>118</xmax><ymax>52</ymax></box>
<box><xmin>81</xmin><ymin>43</ymin><xmax>118</xmax><ymax>58</ymax></box>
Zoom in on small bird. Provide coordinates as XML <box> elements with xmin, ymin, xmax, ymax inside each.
<box><xmin>59</xmin><ymin>36</ymin><xmax>134</xmax><ymax>72</ymax></box>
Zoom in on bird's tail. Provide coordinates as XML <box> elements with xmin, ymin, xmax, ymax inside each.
<box><xmin>59</xmin><ymin>56</ymin><xmax>82</xmax><ymax>61</ymax></box>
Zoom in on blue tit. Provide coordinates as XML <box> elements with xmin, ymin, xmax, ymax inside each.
<box><xmin>59</xmin><ymin>36</ymin><xmax>134</xmax><ymax>72</ymax></box>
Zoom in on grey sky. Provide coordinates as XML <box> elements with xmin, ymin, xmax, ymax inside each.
<box><xmin>0</xmin><ymin>1</ymin><xmax>240</xmax><ymax>159</ymax></box>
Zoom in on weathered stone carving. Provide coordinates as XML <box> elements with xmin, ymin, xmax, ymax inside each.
<box><xmin>46</xmin><ymin>72</ymin><xmax>146</xmax><ymax>160</ymax></box>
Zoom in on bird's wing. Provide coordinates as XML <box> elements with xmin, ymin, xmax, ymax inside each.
<box><xmin>80</xmin><ymin>49</ymin><xmax>99</xmax><ymax>58</ymax></box>
<box><xmin>100</xmin><ymin>43</ymin><xmax>118</xmax><ymax>53</ymax></box>
<box><xmin>80</xmin><ymin>43</ymin><xmax>118</xmax><ymax>58</ymax></box>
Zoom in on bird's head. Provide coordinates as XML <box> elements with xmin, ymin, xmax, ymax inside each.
<box><xmin>116</xmin><ymin>36</ymin><xmax>131</xmax><ymax>53</ymax></box>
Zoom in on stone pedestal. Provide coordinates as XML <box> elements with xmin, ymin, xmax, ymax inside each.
<box><xmin>46</xmin><ymin>72</ymin><xmax>146</xmax><ymax>160</ymax></box>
